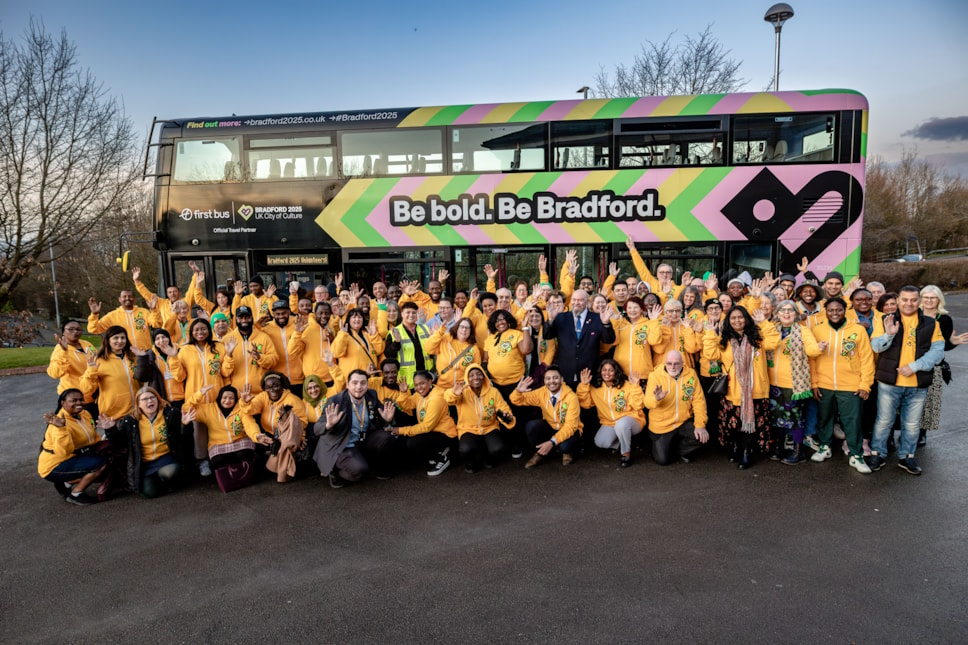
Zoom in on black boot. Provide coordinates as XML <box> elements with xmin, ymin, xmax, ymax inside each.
<box><xmin>917</xmin><ymin>428</ymin><xmax>927</xmax><ymax>447</ymax></box>
<box><xmin>738</xmin><ymin>450</ymin><xmax>752</xmax><ymax>470</ymax></box>
<box><xmin>728</xmin><ymin>443</ymin><xmax>740</xmax><ymax>463</ymax></box>
<box><xmin>769</xmin><ymin>428</ymin><xmax>784</xmax><ymax>461</ymax></box>
<box><xmin>782</xmin><ymin>444</ymin><xmax>805</xmax><ymax>465</ymax></box>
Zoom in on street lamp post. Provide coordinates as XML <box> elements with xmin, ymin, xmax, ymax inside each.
<box><xmin>764</xmin><ymin>3</ymin><xmax>794</xmax><ymax>91</ymax></box>
<box><xmin>576</xmin><ymin>86</ymin><xmax>590</xmax><ymax>100</ymax></box>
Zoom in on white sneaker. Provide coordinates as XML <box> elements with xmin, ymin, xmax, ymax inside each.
<box><xmin>849</xmin><ymin>455</ymin><xmax>872</xmax><ymax>474</ymax></box>
<box><xmin>427</xmin><ymin>453</ymin><xmax>451</xmax><ymax>477</ymax></box>
<box><xmin>810</xmin><ymin>445</ymin><xmax>832</xmax><ymax>462</ymax></box>
<box><xmin>803</xmin><ymin>436</ymin><xmax>821</xmax><ymax>452</ymax></box>
<box><xmin>198</xmin><ymin>460</ymin><xmax>212</xmax><ymax>477</ymax></box>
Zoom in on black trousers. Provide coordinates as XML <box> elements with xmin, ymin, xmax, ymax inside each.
<box><xmin>649</xmin><ymin>419</ymin><xmax>703</xmax><ymax>466</ymax></box>
<box><xmin>459</xmin><ymin>431</ymin><xmax>506</xmax><ymax>470</ymax></box>
<box><xmin>406</xmin><ymin>432</ymin><xmax>454</xmax><ymax>464</ymax></box>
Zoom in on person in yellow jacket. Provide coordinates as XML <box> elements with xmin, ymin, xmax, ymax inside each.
<box><xmin>608</xmin><ymin>297</ymin><xmax>659</xmax><ymax>384</ymax></box>
<box><xmin>389</xmin><ymin>370</ymin><xmax>458</xmax><ymax>476</ymax></box>
<box><xmin>333</xmin><ymin>308</ymin><xmax>385</xmax><ymax>375</ymax></box>
<box><xmin>425</xmin><ymin>317</ymin><xmax>481</xmax><ymax>392</ymax></box>
<box><xmin>87</xmin><ymin>290</ymin><xmax>161</xmax><ymax>351</ymax></box>
<box><xmin>645</xmin><ymin>351</ymin><xmax>709</xmax><ymax>466</ymax></box>
<box><xmin>445</xmin><ymin>363</ymin><xmax>515</xmax><ymax>473</ymax></box>
<box><xmin>766</xmin><ymin>301</ymin><xmax>827</xmax><ymax>465</ymax></box>
<box><xmin>625</xmin><ymin>236</ymin><xmax>683</xmax><ymax>304</ymax></box>
<box><xmin>577</xmin><ymin>360</ymin><xmax>646</xmax><ymax>468</ymax></box>
<box><xmin>261</xmin><ymin>300</ymin><xmax>308</xmax><ymax>396</ymax></box>
<box><xmin>181</xmin><ymin>384</ymin><xmax>261</xmax><ymax>493</ymax></box>
<box><xmin>807</xmin><ymin>297</ymin><xmax>875</xmax><ymax>473</ymax></box>
<box><xmin>649</xmin><ymin>298</ymin><xmax>700</xmax><ymax>369</ymax></box>
<box><xmin>80</xmin><ymin>326</ymin><xmax>141</xmax><ymax>420</ymax></box>
<box><xmin>702</xmin><ymin>305</ymin><xmax>781</xmax><ymax>469</ymax></box>
<box><xmin>232</xmin><ymin>276</ymin><xmax>279</xmax><ymax>328</ymax></box>
<box><xmin>47</xmin><ymin>320</ymin><xmax>97</xmax><ymax>407</ymax></box>
<box><xmin>462</xmin><ymin>291</ymin><xmax>498</xmax><ymax>349</ymax></box>
<box><xmin>168</xmin><ymin>319</ymin><xmax>231</xmax><ymax>407</ymax></box>
<box><xmin>301</xmin><ymin>302</ymin><xmax>336</xmax><ymax>385</ymax></box>
<box><xmin>38</xmin><ymin>389</ymin><xmax>109</xmax><ymax>505</ymax></box>
<box><xmin>221</xmin><ymin>306</ymin><xmax>278</xmax><ymax>397</ymax></box>
<box><xmin>162</xmin><ymin>300</ymin><xmax>194</xmax><ymax>347</ymax></box>
<box><xmin>240</xmin><ymin>372</ymin><xmax>309</xmax><ymax>481</ymax></box>
<box><xmin>132</xmin><ymin>265</ymin><xmax>196</xmax><ymax>324</ymax></box>
<box><xmin>510</xmin><ymin>367</ymin><xmax>582</xmax><ymax>468</ymax></box>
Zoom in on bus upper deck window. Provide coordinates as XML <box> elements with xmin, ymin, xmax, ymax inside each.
<box><xmin>173</xmin><ymin>137</ymin><xmax>241</xmax><ymax>183</ymax></box>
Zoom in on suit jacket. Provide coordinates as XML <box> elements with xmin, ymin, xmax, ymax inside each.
<box><xmin>544</xmin><ymin>310</ymin><xmax>615</xmax><ymax>383</ymax></box>
<box><xmin>312</xmin><ymin>389</ymin><xmax>389</xmax><ymax>475</ymax></box>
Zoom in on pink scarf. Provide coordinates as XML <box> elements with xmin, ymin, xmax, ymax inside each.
<box><xmin>730</xmin><ymin>336</ymin><xmax>755</xmax><ymax>433</ymax></box>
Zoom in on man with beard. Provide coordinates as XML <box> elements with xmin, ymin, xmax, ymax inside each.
<box><xmin>314</xmin><ymin>369</ymin><xmax>398</xmax><ymax>487</ymax></box>
<box><xmin>399</xmin><ymin>269</ymin><xmax>448</xmax><ymax>321</ymax></box>
<box><xmin>368</xmin><ymin>358</ymin><xmax>415</xmax><ymax>426</ymax></box>
<box><xmin>263</xmin><ymin>300</ymin><xmax>308</xmax><ymax>397</ymax></box>
<box><xmin>578</xmin><ymin>275</ymin><xmax>596</xmax><ymax>295</ymax></box>
<box><xmin>303</xmin><ymin>301</ymin><xmax>336</xmax><ymax>385</ymax></box>
<box><xmin>233</xmin><ymin>276</ymin><xmax>279</xmax><ymax>327</ymax></box>
<box><xmin>87</xmin><ymin>289</ymin><xmax>161</xmax><ymax>351</ymax></box>
<box><xmin>512</xmin><ymin>367</ymin><xmax>582</xmax><ymax>467</ymax></box>
<box><xmin>132</xmin><ymin>265</ymin><xmax>196</xmax><ymax>325</ymax></box>
<box><xmin>427</xmin><ymin>296</ymin><xmax>458</xmax><ymax>333</ymax></box>
<box><xmin>645</xmin><ymin>350</ymin><xmax>709</xmax><ymax>465</ymax></box>
<box><xmin>795</xmin><ymin>281</ymin><xmax>822</xmax><ymax>321</ymax></box>
<box><xmin>222</xmin><ymin>306</ymin><xmax>278</xmax><ymax>396</ymax></box>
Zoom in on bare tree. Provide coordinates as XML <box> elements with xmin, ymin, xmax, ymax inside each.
<box><xmin>595</xmin><ymin>26</ymin><xmax>747</xmax><ymax>98</ymax></box>
<box><xmin>0</xmin><ymin>20</ymin><xmax>139</xmax><ymax>310</ymax></box>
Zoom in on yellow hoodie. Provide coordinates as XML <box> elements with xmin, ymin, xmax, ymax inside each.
<box><xmin>610</xmin><ymin>317</ymin><xmax>658</xmax><ymax>381</ymax></box>
<box><xmin>510</xmin><ymin>384</ymin><xmax>582</xmax><ymax>445</ymax></box>
<box><xmin>80</xmin><ymin>353</ymin><xmax>140</xmax><ymax>419</ymax></box>
<box><xmin>38</xmin><ymin>409</ymin><xmax>100</xmax><ymax>478</ymax></box>
<box><xmin>644</xmin><ymin>365</ymin><xmax>707</xmax><ymax>433</ymax></box>
<box><xmin>185</xmin><ymin>390</ymin><xmax>261</xmax><ymax>450</ymax></box>
<box><xmin>576</xmin><ymin>380</ymin><xmax>646</xmax><ymax>426</ymax></box>
<box><xmin>396</xmin><ymin>386</ymin><xmax>458</xmax><ymax>438</ymax></box>
<box><xmin>47</xmin><ymin>341</ymin><xmax>97</xmax><ymax>401</ymax></box>
<box><xmin>767</xmin><ymin>324</ymin><xmax>825</xmax><ymax>389</ymax></box>
<box><xmin>809</xmin><ymin>319</ymin><xmax>875</xmax><ymax>393</ymax></box>
<box><xmin>444</xmin><ymin>363</ymin><xmax>515</xmax><ymax>438</ymax></box>
<box><xmin>170</xmin><ymin>341</ymin><xmax>231</xmax><ymax>406</ymax></box>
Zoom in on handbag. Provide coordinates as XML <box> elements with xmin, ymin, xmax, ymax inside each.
<box><xmin>706</xmin><ymin>375</ymin><xmax>728</xmax><ymax>396</ymax></box>
<box><xmin>939</xmin><ymin>359</ymin><xmax>952</xmax><ymax>385</ymax></box>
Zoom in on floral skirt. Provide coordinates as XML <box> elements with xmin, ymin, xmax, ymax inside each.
<box><xmin>920</xmin><ymin>365</ymin><xmax>944</xmax><ymax>432</ymax></box>
<box><xmin>768</xmin><ymin>386</ymin><xmax>807</xmax><ymax>433</ymax></box>
<box><xmin>719</xmin><ymin>398</ymin><xmax>772</xmax><ymax>451</ymax></box>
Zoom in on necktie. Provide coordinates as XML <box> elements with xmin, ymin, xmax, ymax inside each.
<box><xmin>575</xmin><ymin>314</ymin><xmax>583</xmax><ymax>336</ymax></box>
<box><xmin>550</xmin><ymin>395</ymin><xmax>557</xmax><ymax>408</ymax></box>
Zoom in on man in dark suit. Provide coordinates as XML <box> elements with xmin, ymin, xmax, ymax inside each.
<box><xmin>543</xmin><ymin>289</ymin><xmax>616</xmax><ymax>385</ymax></box>
<box><xmin>313</xmin><ymin>369</ymin><xmax>397</xmax><ymax>488</ymax></box>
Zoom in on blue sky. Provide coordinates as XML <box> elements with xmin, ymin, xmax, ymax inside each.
<box><xmin>3</xmin><ymin>0</ymin><xmax>967</xmax><ymax>172</ymax></box>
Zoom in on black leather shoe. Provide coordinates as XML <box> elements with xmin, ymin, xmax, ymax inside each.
<box><xmin>738</xmin><ymin>450</ymin><xmax>752</xmax><ymax>470</ymax></box>
<box><xmin>917</xmin><ymin>429</ymin><xmax>927</xmax><ymax>447</ymax></box>
<box><xmin>619</xmin><ymin>455</ymin><xmax>632</xmax><ymax>468</ymax></box>
<box><xmin>898</xmin><ymin>456</ymin><xmax>922</xmax><ymax>476</ymax></box>
<box><xmin>865</xmin><ymin>454</ymin><xmax>886</xmax><ymax>471</ymax></box>
<box><xmin>728</xmin><ymin>444</ymin><xmax>740</xmax><ymax>463</ymax></box>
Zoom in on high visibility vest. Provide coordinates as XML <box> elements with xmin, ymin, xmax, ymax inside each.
<box><xmin>394</xmin><ymin>323</ymin><xmax>432</xmax><ymax>387</ymax></box>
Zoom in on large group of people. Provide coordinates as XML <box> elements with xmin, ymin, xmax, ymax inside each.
<box><xmin>40</xmin><ymin>241</ymin><xmax>964</xmax><ymax>505</ymax></box>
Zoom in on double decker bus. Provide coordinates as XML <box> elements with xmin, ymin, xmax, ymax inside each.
<box><xmin>145</xmin><ymin>89</ymin><xmax>867</xmax><ymax>296</ymax></box>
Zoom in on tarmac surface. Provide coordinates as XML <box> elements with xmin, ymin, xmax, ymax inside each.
<box><xmin>2</xmin><ymin>297</ymin><xmax>968</xmax><ymax>644</ymax></box>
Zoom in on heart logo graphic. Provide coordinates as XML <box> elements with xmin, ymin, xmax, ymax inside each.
<box><xmin>237</xmin><ymin>204</ymin><xmax>254</xmax><ymax>220</ymax></box>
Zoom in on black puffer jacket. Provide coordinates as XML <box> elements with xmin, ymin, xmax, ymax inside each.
<box><xmin>108</xmin><ymin>405</ymin><xmax>188</xmax><ymax>492</ymax></box>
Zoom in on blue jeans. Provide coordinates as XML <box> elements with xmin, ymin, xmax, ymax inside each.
<box><xmin>44</xmin><ymin>455</ymin><xmax>106</xmax><ymax>483</ymax></box>
<box><xmin>871</xmin><ymin>383</ymin><xmax>927</xmax><ymax>457</ymax></box>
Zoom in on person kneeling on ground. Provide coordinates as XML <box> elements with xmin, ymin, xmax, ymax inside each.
<box><xmin>644</xmin><ymin>351</ymin><xmax>709</xmax><ymax>465</ymax></box>
<box><xmin>105</xmin><ymin>386</ymin><xmax>190</xmax><ymax>498</ymax></box>
<box><xmin>388</xmin><ymin>370</ymin><xmax>458</xmax><ymax>476</ymax></box>
<box><xmin>576</xmin><ymin>360</ymin><xmax>646</xmax><ymax>468</ymax></box>
<box><xmin>445</xmin><ymin>363</ymin><xmax>515</xmax><ymax>473</ymax></box>
<box><xmin>39</xmin><ymin>389</ymin><xmax>111</xmax><ymax>506</ymax></box>
<box><xmin>182</xmin><ymin>385</ymin><xmax>261</xmax><ymax>493</ymax></box>
<box><xmin>313</xmin><ymin>369</ymin><xmax>398</xmax><ymax>488</ymax></box>
<box><xmin>510</xmin><ymin>366</ymin><xmax>583</xmax><ymax>468</ymax></box>
<box><xmin>241</xmin><ymin>372</ymin><xmax>309</xmax><ymax>483</ymax></box>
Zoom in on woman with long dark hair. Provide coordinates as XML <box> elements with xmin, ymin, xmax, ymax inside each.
<box><xmin>702</xmin><ymin>305</ymin><xmax>780</xmax><ymax>469</ymax></box>
<box><xmin>483</xmin><ymin>308</ymin><xmax>534</xmax><ymax>457</ymax></box>
<box><xmin>332</xmin><ymin>307</ymin><xmax>383</xmax><ymax>373</ymax></box>
<box><xmin>80</xmin><ymin>326</ymin><xmax>140</xmax><ymax>419</ymax></box>
<box><xmin>576</xmin><ymin>359</ymin><xmax>646</xmax><ymax>468</ymax></box>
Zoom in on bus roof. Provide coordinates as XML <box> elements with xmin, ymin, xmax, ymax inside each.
<box><xmin>158</xmin><ymin>89</ymin><xmax>867</xmax><ymax>135</ymax></box>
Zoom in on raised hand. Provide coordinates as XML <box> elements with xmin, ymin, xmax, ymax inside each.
<box><xmin>951</xmin><ymin>331</ymin><xmax>968</xmax><ymax>345</ymax></box>
<box><xmin>704</xmin><ymin>274</ymin><xmax>718</xmax><ymax>292</ymax></box>
<box><xmin>580</xmin><ymin>368</ymin><xmax>592</xmax><ymax>385</ymax></box>
<box><xmin>647</xmin><ymin>304</ymin><xmax>662</xmax><ymax>321</ymax></box>
<box><xmin>681</xmin><ymin>270</ymin><xmax>693</xmax><ymax>287</ymax></box>
<box><xmin>796</xmin><ymin>256</ymin><xmax>809</xmax><ymax>274</ymax></box>
<box><xmin>88</xmin><ymin>298</ymin><xmax>101</xmax><ymax>314</ymax></box>
<box><xmin>452</xmin><ymin>380</ymin><xmax>465</xmax><ymax>397</ymax></box>
<box><xmin>234</xmin><ymin>281</ymin><xmax>245</xmax><ymax>295</ymax></box>
<box><xmin>748</xmin><ymin>279</ymin><xmax>763</xmax><ymax>298</ymax></box>
<box><xmin>380</xmin><ymin>399</ymin><xmax>397</xmax><ymax>422</ymax></box>
<box><xmin>181</xmin><ymin>407</ymin><xmax>197</xmax><ymax>424</ymax></box>
<box><xmin>43</xmin><ymin>411</ymin><xmax>66</xmax><ymax>427</ymax></box>
<box><xmin>188</xmin><ymin>260</ymin><xmax>201</xmax><ymax>273</ymax></box>
<box><xmin>334</xmin><ymin>272</ymin><xmax>343</xmax><ymax>289</ymax></box>
<box><xmin>609</xmin><ymin>261</ymin><xmax>620</xmax><ymax>277</ymax></box>
<box><xmin>322</xmin><ymin>348</ymin><xmax>335</xmax><ymax>365</ymax></box>
<box><xmin>96</xmin><ymin>413</ymin><xmax>115</xmax><ymax>431</ymax></box>
<box><xmin>247</xmin><ymin>342</ymin><xmax>262</xmax><ymax>361</ymax></box>
<box><xmin>199</xmin><ymin>385</ymin><xmax>216</xmax><ymax>397</ymax></box>
<box><xmin>131</xmin><ymin>347</ymin><xmax>147</xmax><ymax>357</ymax></box>
<box><xmin>653</xmin><ymin>383</ymin><xmax>667</xmax><ymax>401</ymax></box>
<box><xmin>290</xmin><ymin>281</ymin><xmax>300</xmax><ymax>295</ymax></box>
<box><xmin>469</xmin><ymin>287</ymin><xmax>479</xmax><ymax>302</ymax></box>
<box><xmin>516</xmin><ymin>375</ymin><xmax>534</xmax><ymax>392</ymax></box>
<box><xmin>883</xmin><ymin>315</ymin><xmax>900</xmax><ymax>336</ymax></box>
<box><xmin>196</xmin><ymin>308</ymin><xmax>210</xmax><ymax>321</ymax></box>
<box><xmin>265</xmin><ymin>283</ymin><xmax>277</xmax><ymax>298</ymax></box>
<box><xmin>54</xmin><ymin>334</ymin><xmax>69</xmax><ymax>350</ymax></box>
<box><xmin>437</xmin><ymin>268</ymin><xmax>449</xmax><ymax>283</ymax></box>
<box><xmin>483</xmin><ymin>264</ymin><xmax>497</xmax><ymax>281</ymax></box>
<box><xmin>366</xmin><ymin>320</ymin><xmax>377</xmax><ymax>336</ymax></box>
<box><xmin>196</xmin><ymin>272</ymin><xmax>206</xmax><ymax>288</ymax></box>
<box><xmin>86</xmin><ymin>352</ymin><xmax>98</xmax><ymax>369</ymax></box>
<box><xmin>294</xmin><ymin>315</ymin><xmax>308</xmax><ymax>333</ymax></box>
<box><xmin>131</xmin><ymin>266</ymin><xmax>141</xmax><ymax>282</ymax></box>
<box><xmin>324</xmin><ymin>402</ymin><xmax>344</xmax><ymax>429</ymax></box>
<box><xmin>625</xmin><ymin>236</ymin><xmax>635</xmax><ymax>251</ymax></box>
<box><xmin>241</xmin><ymin>384</ymin><xmax>253</xmax><ymax>404</ymax></box>
<box><xmin>751</xmin><ymin>307</ymin><xmax>766</xmax><ymax>324</ymax></box>
<box><xmin>538</xmin><ymin>254</ymin><xmax>547</xmax><ymax>274</ymax></box>
<box><xmin>817</xmin><ymin>341</ymin><xmax>829</xmax><ymax>352</ymax></box>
